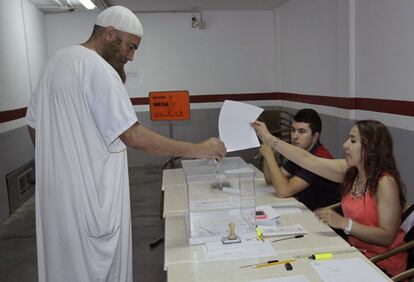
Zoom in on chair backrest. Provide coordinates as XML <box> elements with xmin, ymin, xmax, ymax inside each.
<box><xmin>401</xmin><ymin>204</ymin><xmax>414</xmax><ymax>269</ymax></box>
<box><xmin>258</xmin><ymin>110</ymin><xmax>282</xmax><ymax>134</ymax></box>
<box><xmin>258</xmin><ymin>109</ymin><xmax>293</xmax><ymax>143</ymax></box>
<box><xmin>402</xmin><ymin>204</ymin><xmax>414</xmax><ymax>240</ymax></box>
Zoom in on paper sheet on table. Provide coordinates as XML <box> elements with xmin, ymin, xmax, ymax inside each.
<box><xmin>311</xmin><ymin>258</ymin><xmax>388</xmax><ymax>282</ymax></box>
<box><xmin>271</xmin><ymin>203</ymin><xmax>302</xmax><ymax>215</ymax></box>
<box><xmin>259</xmin><ymin>224</ymin><xmax>307</xmax><ymax>237</ymax></box>
<box><xmin>204</xmin><ymin>239</ymin><xmax>275</xmax><ymax>261</ymax></box>
<box><xmin>219</xmin><ymin>100</ymin><xmax>263</xmax><ymax>152</ymax></box>
<box><xmin>252</xmin><ymin>275</ymin><xmax>310</xmax><ymax>282</ymax></box>
<box><xmin>255</xmin><ymin>182</ymin><xmax>275</xmax><ymax>195</ymax></box>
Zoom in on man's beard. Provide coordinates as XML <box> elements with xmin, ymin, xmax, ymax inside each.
<box><xmin>101</xmin><ymin>40</ymin><xmax>127</xmax><ymax>83</ymax></box>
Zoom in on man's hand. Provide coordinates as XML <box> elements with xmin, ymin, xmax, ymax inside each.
<box><xmin>194</xmin><ymin>137</ymin><xmax>226</xmax><ymax>160</ymax></box>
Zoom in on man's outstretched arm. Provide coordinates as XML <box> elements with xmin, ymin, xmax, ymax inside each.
<box><xmin>120</xmin><ymin>123</ymin><xmax>226</xmax><ymax>160</ymax></box>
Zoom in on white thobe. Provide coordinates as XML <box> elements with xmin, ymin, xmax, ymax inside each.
<box><xmin>26</xmin><ymin>45</ymin><xmax>138</xmax><ymax>282</ymax></box>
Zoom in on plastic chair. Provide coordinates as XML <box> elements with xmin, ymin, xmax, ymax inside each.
<box><xmin>370</xmin><ymin>203</ymin><xmax>414</xmax><ymax>281</ymax></box>
<box><xmin>258</xmin><ymin>109</ymin><xmax>292</xmax><ymax>143</ymax></box>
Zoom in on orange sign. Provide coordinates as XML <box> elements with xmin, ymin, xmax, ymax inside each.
<box><xmin>149</xmin><ymin>91</ymin><xmax>190</xmax><ymax>121</ymax></box>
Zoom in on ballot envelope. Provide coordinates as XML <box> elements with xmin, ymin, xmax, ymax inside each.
<box><xmin>181</xmin><ymin>157</ymin><xmax>256</xmax><ymax>245</ymax></box>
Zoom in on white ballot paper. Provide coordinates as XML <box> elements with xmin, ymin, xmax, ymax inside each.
<box><xmin>219</xmin><ymin>100</ymin><xmax>263</xmax><ymax>152</ymax></box>
<box><xmin>311</xmin><ymin>258</ymin><xmax>389</xmax><ymax>282</ymax></box>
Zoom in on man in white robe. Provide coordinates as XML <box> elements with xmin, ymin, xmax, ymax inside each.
<box><xmin>26</xmin><ymin>6</ymin><xmax>226</xmax><ymax>282</ymax></box>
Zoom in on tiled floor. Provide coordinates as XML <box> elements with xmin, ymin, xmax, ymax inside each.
<box><xmin>0</xmin><ymin>165</ymin><xmax>166</xmax><ymax>282</ymax></box>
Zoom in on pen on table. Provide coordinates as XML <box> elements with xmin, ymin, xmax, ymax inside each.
<box><xmin>240</xmin><ymin>259</ymin><xmax>279</xmax><ymax>268</ymax></box>
<box><xmin>255</xmin><ymin>259</ymin><xmax>295</xmax><ymax>269</ymax></box>
<box><xmin>271</xmin><ymin>234</ymin><xmax>304</xmax><ymax>243</ymax></box>
<box><xmin>293</xmin><ymin>248</ymin><xmax>359</xmax><ymax>259</ymax></box>
<box><xmin>255</xmin><ymin>225</ymin><xmax>264</xmax><ymax>241</ymax></box>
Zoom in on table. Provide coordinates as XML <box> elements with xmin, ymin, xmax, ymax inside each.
<box><xmin>162</xmin><ymin>166</ymin><xmax>392</xmax><ymax>282</ymax></box>
<box><xmin>166</xmin><ymin>250</ymin><xmax>384</xmax><ymax>282</ymax></box>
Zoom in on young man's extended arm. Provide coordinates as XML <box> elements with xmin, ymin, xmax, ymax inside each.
<box><xmin>263</xmin><ymin>159</ymin><xmax>272</xmax><ymax>185</ymax></box>
<box><xmin>120</xmin><ymin>122</ymin><xmax>226</xmax><ymax>160</ymax></box>
<box><xmin>261</xmin><ymin>143</ymin><xmax>309</xmax><ymax>197</ymax></box>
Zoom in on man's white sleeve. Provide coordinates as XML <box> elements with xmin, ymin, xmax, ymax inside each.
<box><xmin>85</xmin><ymin>65</ymin><xmax>138</xmax><ymax>153</ymax></box>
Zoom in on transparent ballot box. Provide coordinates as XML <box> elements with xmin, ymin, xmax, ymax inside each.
<box><xmin>181</xmin><ymin>157</ymin><xmax>256</xmax><ymax>245</ymax></box>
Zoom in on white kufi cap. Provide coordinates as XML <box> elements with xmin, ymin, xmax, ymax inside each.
<box><xmin>95</xmin><ymin>6</ymin><xmax>143</xmax><ymax>37</ymax></box>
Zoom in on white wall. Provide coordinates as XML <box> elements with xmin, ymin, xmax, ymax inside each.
<box><xmin>22</xmin><ymin>0</ymin><xmax>48</xmax><ymax>91</ymax></box>
<box><xmin>0</xmin><ymin>0</ymin><xmax>31</xmax><ymax>111</ymax></box>
<box><xmin>354</xmin><ymin>0</ymin><xmax>414</xmax><ymax>201</ymax></box>
<box><xmin>356</xmin><ymin>0</ymin><xmax>414</xmax><ymax>101</ymax></box>
<box><xmin>276</xmin><ymin>0</ymin><xmax>351</xmax><ymax>98</ymax></box>
<box><xmin>45</xmin><ymin>10</ymin><xmax>276</xmax><ymax>98</ymax></box>
<box><xmin>0</xmin><ymin>0</ymin><xmax>47</xmax><ymax>133</ymax></box>
<box><xmin>274</xmin><ymin>0</ymin><xmax>351</xmax><ymax>167</ymax></box>
<box><xmin>0</xmin><ymin>0</ymin><xmax>46</xmax><ymax>221</ymax></box>
<box><xmin>275</xmin><ymin>0</ymin><xmax>414</xmax><ymax>126</ymax></box>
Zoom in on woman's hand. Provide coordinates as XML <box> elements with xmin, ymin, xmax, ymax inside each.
<box><xmin>314</xmin><ymin>208</ymin><xmax>348</xmax><ymax>230</ymax></box>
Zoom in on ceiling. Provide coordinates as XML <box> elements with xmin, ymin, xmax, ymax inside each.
<box><xmin>28</xmin><ymin>0</ymin><xmax>289</xmax><ymax>13</ymax></box>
